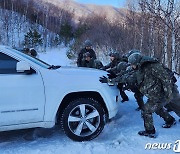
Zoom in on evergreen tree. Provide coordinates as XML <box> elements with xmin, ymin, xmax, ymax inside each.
<box><xmin>59</xmin><ymin>22</ymin><xmax>73</xmax><ymax>46</ymax></box>
<box><xmin>74</xmin><ymin>24</ymin><xmax>88</xmax><ymax>39</ymax></box>
<box><xmin>24</xmin><ymin>29</ymin><xmax>43</xmax><ymax>48</ymax></box>
<box><xmin>52</xmin><ymin>35</ymin><xmax>61</xmax><ymax>46</ymax></box>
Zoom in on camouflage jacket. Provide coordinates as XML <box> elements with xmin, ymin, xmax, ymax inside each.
<box><xmin>108</xmin><ymin>61</ymin><xmax>130</xmax><ymax>75</ymax></box>
<box><xmin>103</xmin><ymin>58</ymin><xmax>120</xmax><ymax>70</ymax></box>
<box><xmin>77</xmin><ymin>48</ymin><xmax>96</xmax><ymax>67</ymax></box>
<box><xmin>137</xmin><ymin>57</ymin><xmax>173</xmax><ymax>101</ymax></box>
<box><xmin>111</xmin><ymin>66</ymin><xmax>137</xmax><ymax>86</ymax></box>
<box><xmin>81</xmin><ymin>59</ymin><xmax>103</xmax><ymax>69</ymax></box>
<box><xmin>112</xmin><ymin>56</ymin><xmax>173</xmax><ymax>101</ymax></box>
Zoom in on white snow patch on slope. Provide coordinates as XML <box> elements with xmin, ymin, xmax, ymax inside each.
<box><xmin>39</xmin><ymin>47</ymin><xmax>74</xmax><ymax>66</ymax></box>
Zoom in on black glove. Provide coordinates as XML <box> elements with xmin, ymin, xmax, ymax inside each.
<box><xmin>100</xmin><ymin>67</ymin><xmax>106</xmax><ymax>71</ymax></box>
<box><xmin>99</xmin><ymin>76</ymin><xmax>108</xmax><ymax>83</ymax></box>
<box><xmin>107</xmin><ymin>69</ymin><xmax>113</xmax><ymax>74</ymax></box>
<box><xmin>107</xmin><ymin>73</ymin><xmax>117</xmax><ymax>79</ymax></box>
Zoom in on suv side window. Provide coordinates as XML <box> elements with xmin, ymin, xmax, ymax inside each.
<box><xmin>0</xmin><ymin>52</ymin><xmax>19</xmax><ymax>74</ymax></box>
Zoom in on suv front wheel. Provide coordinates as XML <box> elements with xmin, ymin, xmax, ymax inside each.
<box><xmin>61</xmin><ymin>98</ymin><xmax>105</xmax><ymax>141</ymax></box>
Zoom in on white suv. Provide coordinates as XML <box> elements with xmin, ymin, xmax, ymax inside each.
<box><xmin>0</xmin><ymin>46</ymin><xmax>119</xmax><ymax>141</ymax></box>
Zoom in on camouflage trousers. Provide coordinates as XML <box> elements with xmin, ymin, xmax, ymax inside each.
<box><xmin>141</xmin><ymin>99</ymin><xmax>174</xmax><ymax>131</ymax></box>
<box><xmin>117</xmin><ymin>83</ymin><xmax>129</xmax><ymax>101</ymax></box>
<box><xmin>134</xmin><ymin>90</ymin><xmax>144</xmax><ymax>109</ymax></box>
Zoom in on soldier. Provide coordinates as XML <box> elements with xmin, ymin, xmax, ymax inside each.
<box><xmin>29</xmin><ymin>48</ymin><xmax>38</xmax><ymax>58</ymax></box>
<box><xmin>123</xmin><ymin>65</ymin><xmax>144</xmax><ymax>111</ymax></box>
<box><xmin>77</xmin><ymin>40</ymin><xmax>96</xmax><ymax>67</ymax></box>
<box><xmin>127</xmin><ymin>53</ymin><xmax>178</xmax><ymax>137</ymax></box>
<box><xmin>22</xmin><ymin>48</ymin><xmax>38</xmax><ymax>58</ymax></box>
<box><xmin>108</xmin><ymin>50</ymin><xmax>144</xmax><ymax>109</ymax></box>
<box><xmin>81</xmin><ymin>52</ymin><xmax>103</xmax><ymax>69</ymax></box>
<box><xmin>22</xmin><ymin>48</ymin><xmax>30</xmax><ymax>54</ymax></box>
<box><xmin>108</xmin><ymin>49</ymin><xmax>141</xmax><ymax>74</ymax></box>
<box><xmin>101</xmin><ymin>51</ymin><xmax>129</xmax><ymax>102</ymax></box>
<box><xmin>164</xmin><ymin>71</ymin><xmax>180</xmax><ymax>118</ymax></box>
<box><xmin>101</xmin><ymin>52</ymin><xmax>120</xmax><ymax>71</ymax></box>
<box><xmin>100</xmin><ymin>53</ymin><xmax>178</xmax><ymax>138</ymax></box>
<box><xmin>108</xmin><ymin>59</ymin><xmax>130</xmax><ymax>103</ymax></box>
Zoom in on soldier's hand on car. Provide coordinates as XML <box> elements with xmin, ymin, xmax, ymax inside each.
<box><xmin>107</xmin><ymin>73</ymin><xmax>113</xmax><ymax>79</ymax></box>
<box><xmin>99</xmin><ymin>76</ymin><xmax>108</xmax><ymax>83</ymax></box>
<box><xmin>100</xmin><ymin>67</ymin><xmax>106</xmax><ymax>71</ymax></box>
<box><xmin>107</xmin><ymin>69</ymin><xmax>113</xmax><ymax>74</ymax></box>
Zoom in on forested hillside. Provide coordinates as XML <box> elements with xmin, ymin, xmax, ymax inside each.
<box><xmin>0</xmin><ymin>0</ymin><xmax>179</xmax><ymax>72</ymax></box>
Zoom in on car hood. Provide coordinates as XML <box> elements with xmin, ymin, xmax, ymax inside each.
<box><xmin>56</xmin><ymin>66</ymin><xmax>107</xmax><ymax>77</ymax></box>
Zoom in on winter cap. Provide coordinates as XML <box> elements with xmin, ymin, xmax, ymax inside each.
<box><xmin>109</xmin><ymin>52</ymin><xmax>119</xmax><ymax>58</ymax></box>
<box><xmin>128</xmin><ymin>49</ymin><xmax>141</xmax><ymax>57</ymax></box>
<box><xmin>122</xmin><ymin>49</ymin><xmax>141</xmax><ymax>62</ymax></box>
<box><xmin>84</xmin><ymin>40</ymin><xmax>92</xmax><ymax>47</ymax></box>
<box><xmin>128</xmin><ymin>52</ymin><xmax>142</xmax><ymax>65</ymax></box>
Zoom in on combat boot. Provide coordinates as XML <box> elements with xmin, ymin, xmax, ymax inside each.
<box><xmin>162</xmin><ymin>118</ymin><xmax>176</xmax><ymax>128</ymax></box>
<box><xmin>138</xmin><ymin>129</ymin><xmax>156</xmax><ymax>138</ymax></box>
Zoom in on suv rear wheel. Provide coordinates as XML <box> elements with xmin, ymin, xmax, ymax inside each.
<box><xmin>61</xmin><ymin>98</ymin><xmax>105</xmax><ymax>141</ymax></box>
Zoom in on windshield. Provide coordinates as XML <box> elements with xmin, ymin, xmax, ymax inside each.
<box><xmin>8</xmin><ymin>47</ymin><xmax>51</xmax><ymax>69</ymax></box>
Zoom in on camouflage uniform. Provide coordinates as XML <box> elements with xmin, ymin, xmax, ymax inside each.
<box><xmin>109</xmin><ymin>61</ymin><xmax>129</xmax><ymax>75</ymax></box>
<box><xmin>130</xmin><ymin>56</ymin><xmax>175</xmax><ymax>131</ymax></box>
<box><xmin>81</xmin><ymin>58</ymin><xmax>103</xmax><ymax>69</ymax></box>
<box><xmin>101</xmin><ymin>52</ymin><xmax>120</xmax><ymax>71</ymax></box>
<box><xmin>100</xmin><ymin>52</ymin><xmax>129</xmax><ymax>102</ymax></box>
<box><xmin>164</xmin><ymin>70</ymin><xmax>180</xmax><ymax>117</ymax></box>
<box><xmin>110</xmin><ymin>61</ymin><xmax>144</xmax><ymax>109</ymax></box>
<box><xmin>111</xmin><ymin>56</ymin><xmax>176</xmax><ymax>132</ymax></box>
<box><xmin>77</xmin><ymin>48</ymin><xmax>96</xmax><ymax>67</ymax></box>
<box><xmin>108</xmin><ymin>61</ymin><xmax>129</xmax><ymax>102</ymax></box>
<box><xmin>102</xmin><ymin>58</ymin><xmax>120</xmax><ymax>70</ymax></box>
<box><xmin>166</xmin><ymin>84</ymin><xmax>180</xmax><ymax>117</ymax></box>
<box><xmin>77</xmin><ymin>40</ymin><xmax>96</xmax><ymax>67</ymax></box>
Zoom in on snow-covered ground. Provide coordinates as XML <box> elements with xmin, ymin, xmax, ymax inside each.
<box><xmin>39</xmin><ymin>48</ymin><xmax>73</xmax><ymax>66</ymax></box>
<box><xmin>0</xmin><ymin>48</ymin><xmax>179</xmax><ymax>154</ymax></box>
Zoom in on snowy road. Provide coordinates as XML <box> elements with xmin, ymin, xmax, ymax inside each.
<box><xmin>0</xmin><ymin>92</ymin><xmax>179</xmax><ymax>154</ymax></box>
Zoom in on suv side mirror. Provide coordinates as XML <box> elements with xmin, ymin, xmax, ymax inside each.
<box><xmin>16</xmin><ymin>61</ymin><xmax>35</xmax><ymax>74</ymax></box>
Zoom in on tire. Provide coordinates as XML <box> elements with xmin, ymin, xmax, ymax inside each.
<box><xmin>61</xmin><ymin>98</ymin><xmax>105</xmax><ymax>141</ymax></box>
